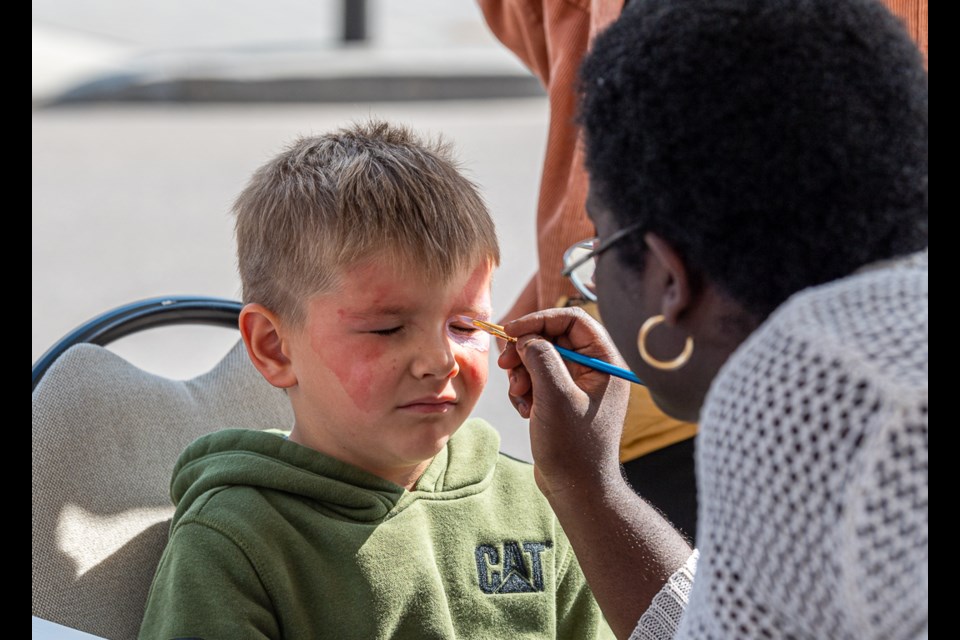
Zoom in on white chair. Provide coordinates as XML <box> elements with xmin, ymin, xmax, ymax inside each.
<box><xmin>32</xmin><ymin>297</ymin><xmax>294</xmax><ymax>640</ymax></box>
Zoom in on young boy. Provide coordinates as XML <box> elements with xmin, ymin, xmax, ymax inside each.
<box><xmin>138</xmin><ymin>120</ymin><xmax>612</xmax><ymax>639</ymax></box>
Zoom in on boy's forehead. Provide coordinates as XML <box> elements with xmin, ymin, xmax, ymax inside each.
<box><xmin>313</xmin><ymin>256</ymin><xmax>493</xmax><ymax>310</ymax></box>
<box><xmin>339</xmin><ymin>251</ymin><xmax>494</xmax><ymax>285</ymax></box>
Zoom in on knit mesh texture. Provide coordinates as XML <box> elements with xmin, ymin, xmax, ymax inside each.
<box><xmin>633</xmin><ymin>251</ymin><xmax>927</xmax><ymax>639</ymax></box>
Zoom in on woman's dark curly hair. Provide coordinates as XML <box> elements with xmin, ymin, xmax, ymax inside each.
<box><xmin>578</xmin><ymin>0</ymin><xmax>927</xmax><ymax>318</ymax></box>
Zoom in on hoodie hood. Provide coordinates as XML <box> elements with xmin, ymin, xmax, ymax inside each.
<box><xmin>169</xmin><ymin>418</ymin><xmax>501</xmax><ymax>526</ymax></box>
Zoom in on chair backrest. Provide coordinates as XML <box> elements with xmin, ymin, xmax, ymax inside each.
<box><xmin>32</xmin><ymin>300</ymin><xmax>294</xmax><ymax>640</ymax></box>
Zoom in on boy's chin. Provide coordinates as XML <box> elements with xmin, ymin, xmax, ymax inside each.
<box><xmin>405</xmin><ymin>429</ymin><xmax>458</xmax><ymax>460</ymax></box>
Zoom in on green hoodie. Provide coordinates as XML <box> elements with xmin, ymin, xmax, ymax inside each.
<box><xmin>139</xmin><ymin>419</ymin><xmax>613</xmax><ymax>639</ymax></box>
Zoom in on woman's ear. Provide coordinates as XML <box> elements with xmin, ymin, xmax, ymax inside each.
<box><xmin>643</xmin><ymin>232</ymin><xmax>692</xmax><ymax>324</ymax></box>
<box><xmin>239</xmin><ymin>303</ymin><xmax>298</xmax><ymax>389</ymax></box>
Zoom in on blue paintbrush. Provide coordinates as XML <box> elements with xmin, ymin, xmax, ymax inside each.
<box><xmin>461</xmin><ymin>316</ymin><xmax>645</xmax><ymax>386</ymax></box>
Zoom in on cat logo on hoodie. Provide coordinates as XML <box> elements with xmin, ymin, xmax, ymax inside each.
<box><xmin>475</xmin><ymin>540</ymin><xmax>553</xmax><ymax>593</ymax></box>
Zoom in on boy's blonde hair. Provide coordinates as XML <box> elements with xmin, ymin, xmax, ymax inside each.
<box><xmin>233</xmin><ymin>120</ymin><xmax>500</xmax><ymax>325</ymax></box>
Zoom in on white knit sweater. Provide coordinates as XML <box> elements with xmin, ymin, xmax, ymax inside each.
<box><xmin>633</xmin><ymin>250</ymin><xmax>928</xmax><ymax>640</ymax></box>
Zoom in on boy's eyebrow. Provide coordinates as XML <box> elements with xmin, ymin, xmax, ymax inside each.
<box><xmin>342</xmin><ymin>306</ymin><xmax>411</xmax><ymax>319</ymax></box>
<box><xmin>339</xmin><ymin>303</ymin><xmax>493</xmax><ymax>320</ymax></box>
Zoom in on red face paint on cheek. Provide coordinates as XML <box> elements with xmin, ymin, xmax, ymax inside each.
<box><xmin>313</xmin><ymin>334</ymin><xmax>387</xmax><ymax>412</ymax></box>
<box><xmin>465</xmin><ymin>366</ymin><xmax>486</xmax><ymax>389</ymax></box>
<box><xmin>457</xmin><ymin>353</ymin><xmax>488</xmax><ymax>390</ymax></box>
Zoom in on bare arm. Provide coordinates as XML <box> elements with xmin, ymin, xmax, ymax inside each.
<box><xmin>499</xmin><ymin>308</ymin><xmax>692</xmax><ymax>639</ymax></box>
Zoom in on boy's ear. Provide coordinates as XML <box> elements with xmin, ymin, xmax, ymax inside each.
<box><xmin>643</xmin><ymin>232</ymin><xmax>692</xmax><ymax>324</ymax></box>
<box><xmin>239</xmin><ymin>303</ymin><xmax>298</xmax><ymax>389</ymax></box>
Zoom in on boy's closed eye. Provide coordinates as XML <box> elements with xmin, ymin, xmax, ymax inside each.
<box><xmin>369</xmin><ymin>326</ymin><xmax>405</xmax><ymax>336</ymax></box>
<box><xmin>448</xmin><ymin>320</ymin><xmax>482</xmax><ymax>335</ymax></box>
<box><xmin>364</xmin><ymin>318</ymin><xmax>487</xmax><ymax>337</ymax></box>
<box><xmin>371</xmin><ymin>325</ymin><xmax>480</xmax><ymax>337</ymax></box>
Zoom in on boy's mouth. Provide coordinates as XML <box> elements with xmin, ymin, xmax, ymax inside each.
<box><xmin>398</xmin><ymin>396</ymin><xmax>458</xmax><ymax>413</ymax></box>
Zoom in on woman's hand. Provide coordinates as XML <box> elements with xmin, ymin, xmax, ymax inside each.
<box><xmin>497</xmin><ymin>307</ymin><xmax>631</xmax><ymax>498</ymax></box>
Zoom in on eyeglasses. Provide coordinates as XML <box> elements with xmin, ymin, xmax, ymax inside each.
<box><xmin>560</xmin><ymin>222</ymin><xmax>643</xmax><ymax>302</ymax></box>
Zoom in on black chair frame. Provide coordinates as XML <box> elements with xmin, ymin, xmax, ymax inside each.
<box><xmin>32</xmin><ymin>295</ymin><xmax>242</xmax><ymax>391</ymax></box>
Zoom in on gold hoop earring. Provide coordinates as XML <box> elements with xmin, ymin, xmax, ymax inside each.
<box><xmin>637</xmin><ymin>315</ymin><xmax>694</xmax><ymax>371</ymax></box>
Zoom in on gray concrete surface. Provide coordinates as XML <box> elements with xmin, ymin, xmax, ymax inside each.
<box><xmin>32</xmin><ymin>1</ymin><xmax>553</xmax><ymax>460</ymax></box>
<box><xmin>33</xmin><ymin>1</ymin><xmax>552</xmax><ymax>460</ymax></box>
<box><xmin>32</xmin><ymin>0</ymin><xmax>542</xmax><ymax>105</ymax></box>
<box><xmin>32</xmin><ymin>100</ymin><xmax>549</xmax><ymax>461</ymax></box>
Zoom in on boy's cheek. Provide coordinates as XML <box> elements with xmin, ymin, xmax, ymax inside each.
<box><xmin>314</xmin><ymin>338</ymin><xmax>394</xmax><ymax>411</ymax></box>
<box><xmin>448</xmin><ymin>329</ymin><xmax>490</xmax><ymax>353</ymax></box>
<box><xmin>457</xmin><ymin>353</ymin><xmax>489</xmax><ymax>390</ymax></box>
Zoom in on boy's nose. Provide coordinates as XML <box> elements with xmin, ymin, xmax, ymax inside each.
<box><xmin>411</xmin><ymin>334</ymin><xmax>460</xmax><ymax>379</ymax></box>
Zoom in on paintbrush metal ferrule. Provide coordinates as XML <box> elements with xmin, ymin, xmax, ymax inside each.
<box><xmin>469</xmin><ymin>318</ymin><xmax>516</xmax><ymax>342</ymax></box>
<box><xmin>460</xmin><ymin>316</ymin><xmax>644</xmax><ymax>385</ymax></box>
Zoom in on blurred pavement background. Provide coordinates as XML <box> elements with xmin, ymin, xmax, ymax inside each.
<box><xmin>32</xmin><ymin>0</ymin><xmax>552</xmax><ymax>461</ymax></box>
